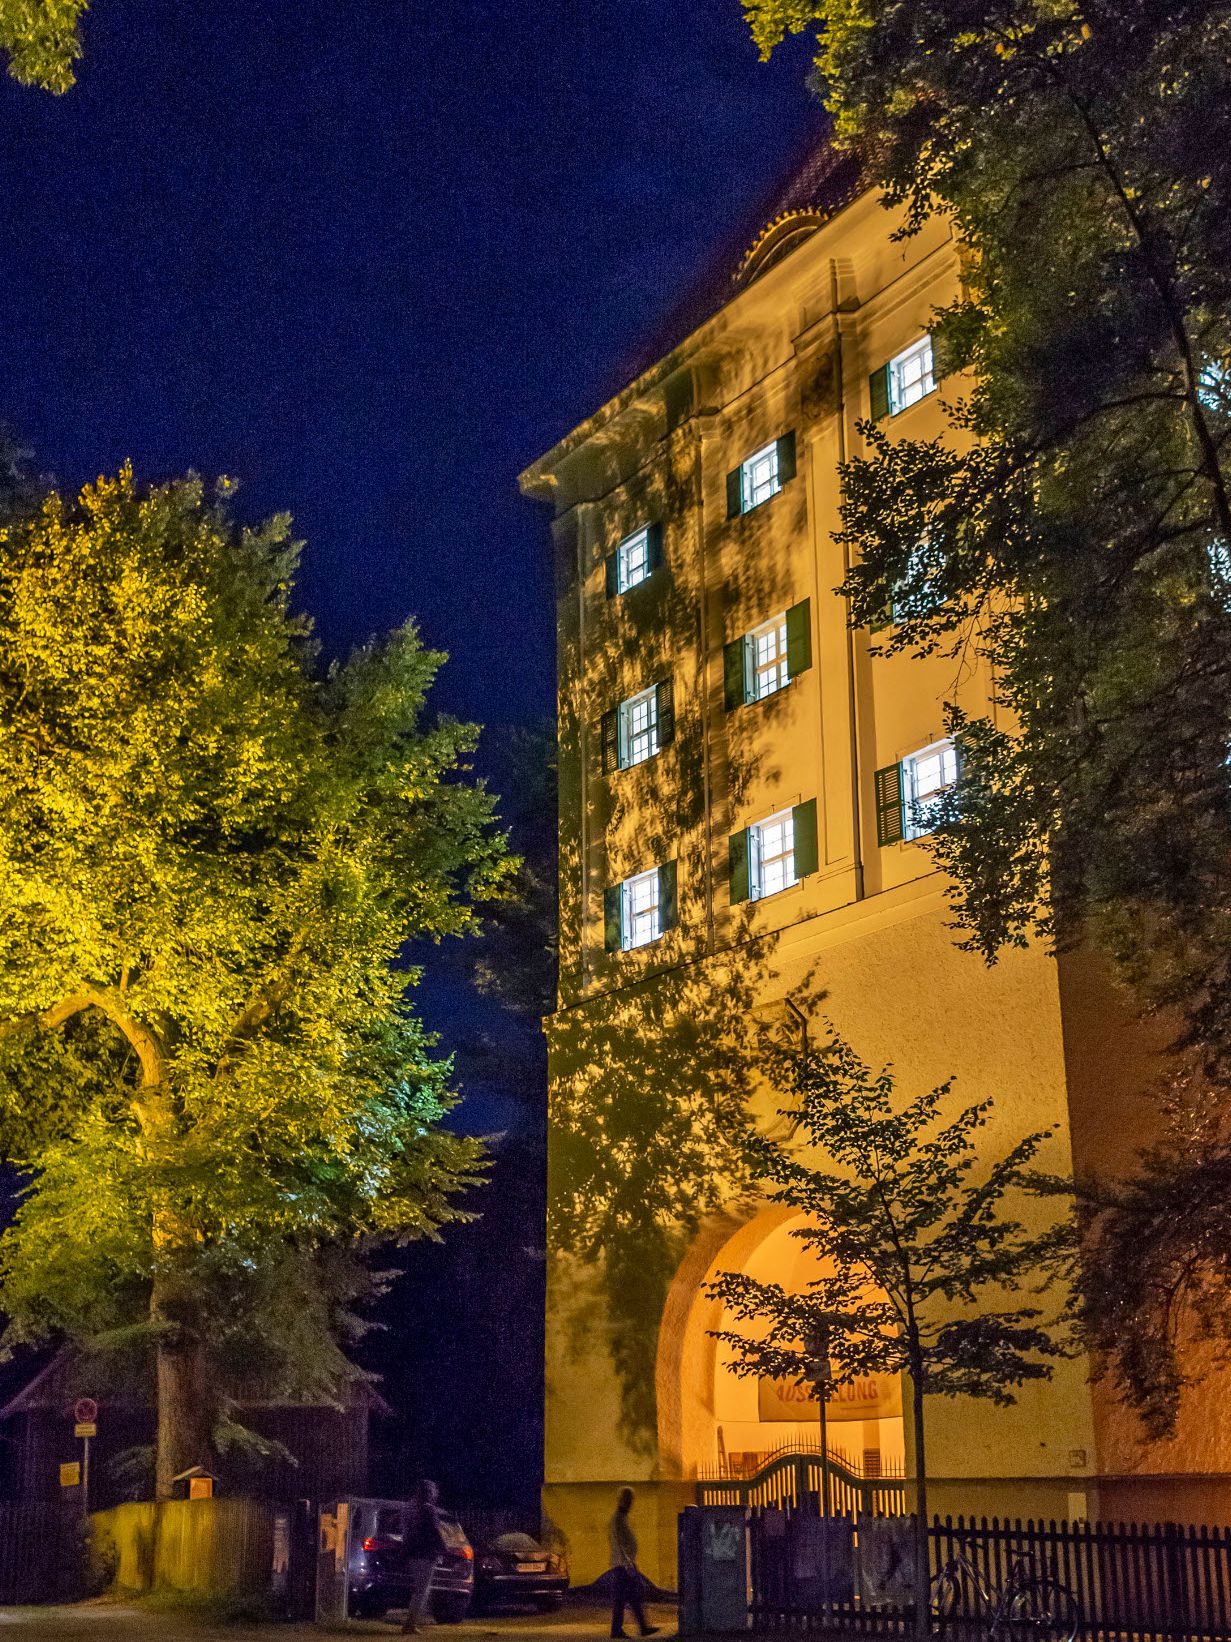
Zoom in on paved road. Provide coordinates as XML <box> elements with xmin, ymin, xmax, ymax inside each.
<box><xmin>0</xmin><ymin>1599</ymin><xmax>679</xmax><ymax>1640</ymax></box>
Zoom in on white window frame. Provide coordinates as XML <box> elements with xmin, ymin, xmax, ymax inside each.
<box><xmin>746</xmin><ymin>613</ymin><xmax>790</xmax><ymax>701</ymax></box>
<box><xmin>889</xmin><ymin>336</ymin><xmax>936</xmax><ymax>415</ymax></box>
<box><xmin>621</xmin><ymin>868</ymin><xmax>661</xmax><ymax>950</ymax></box>
<box><xmin>740</xmin><ymin>441</ymin><xmax>782</xmax><ymax>512</ymax></box>
<box><xmin>903</xmin><ymin>738</ymin><xmax>958</xmax><ymax>840</ymax></box>
<box><xmin>619</xmin><ymin>686</ymin><xmax>659</xmax><ymax>768</ymax></box>
<box><xmin>749</xmin><ymin>808</ymin><xmax>797</xmax><ymax>901</ymax></box>
<box><xmin>616</xmin><ymin>526</ymin><xmax>652</xmax><ymax>594</ymax></box>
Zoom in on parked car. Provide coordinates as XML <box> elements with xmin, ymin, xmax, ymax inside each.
<box><xmin>474</xmin><ymin>1530</ymin><xmax>569</xmax><ymax>1612</ymax></box>
<box><xmin>347</xmin><ymin>1498</ymin><xmax>474</xmax><ymax>1622</ymax></box>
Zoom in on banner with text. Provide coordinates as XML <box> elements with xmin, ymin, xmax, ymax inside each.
<box><xmin>757</xmin><ymin>1372</ymin><xmax>902</xmax><ymax>1423</ymax></box>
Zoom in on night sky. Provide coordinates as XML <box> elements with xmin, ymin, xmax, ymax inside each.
<box><xmin>0</xmin><ymin>0</ymin><xmax>818</xmax><ymax>724</ymax></box>
<box><xmin>0</xmin><ymin>0</ymin><xmax>820</xmax><ymax>1505</ymax></box>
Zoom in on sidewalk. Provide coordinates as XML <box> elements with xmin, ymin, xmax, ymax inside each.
<box><xmin>0</xmin><ymin>1597</ymin><xmax>680</xmax><ymax>1640</ymax></box>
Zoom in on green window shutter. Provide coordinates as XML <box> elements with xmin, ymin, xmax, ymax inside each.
<box><xmin>658</xmin><ymin>860</ymin><xmax>678</xmax><ymax>932</ymax></box>
<box><xmin>605</xmin><ymin>550</ymin><xmax>619</xmax><ymax>598</ymax></box>
<box><xmin>785</xmin><ymin>599</ymin><xmax>812</xmax><ymax>679</ymax></box>
<box><xmin>930</xmin><ymin>329</ymin><xmax>949</xmax><ymax>384</ymax></box>
<box><xmin>656</xmin><ymin>678</ymin><xmax>675</xmax><ymax>748</ymax></box>
<box><xmin>646</xmin><ymin>521</ymin><xmax>664</xmax><ymax>574</ymax></box>
<box><xmin>776</xmin><ymin>430</ymin><xmax>797</xmax><ymax>484</ymax></box>
<box><xmin>726</xmin><ymin>465</ymin><xmax>743</xmax><ymax>519</ymax></box>
<box><xmin>601</xmin><ymin>708</ymin><xmax>620</xmax><ymax>774</ymax></box>
<box><xmin>728</xmin><ymin>828</ymin><xmax>750</xmax><ymax>905</ymax></box>
<box><xmin>604</xmin><ymin>884</ymin><xmax>623</xmax><ymax>952</ymax></box>
<box><xmin>724</xmin><ymin>637</ymin><xmax>748</xmax><ymax>710</ymax></box>
<box><xmin>875</xmin><ymin>762</ymin><xmax>906</xmax><ymax>846</ymax></box>
<box><xmin>792</xmin><ymin>798</ymin><xmax>819</xmax><ymax>879</ymax></box>
<box><xmin>869</xmin><ymin>363</ymin><xmax>891</xmax><ymax>422</ymax></box>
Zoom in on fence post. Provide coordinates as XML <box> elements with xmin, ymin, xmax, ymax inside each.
<box><xmin>677</xmin><ymin>1506</ymin><xmax>702</xmax><ymax>1636</ymax></box>
<box><xmin>1164</xmin><ymin>1521</ymin><xmax>1192</xmax><ymax>1642</ymax></box>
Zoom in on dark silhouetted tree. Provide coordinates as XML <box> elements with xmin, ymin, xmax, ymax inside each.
<box><xmin>710</xmin><ymin>1030</ymin><xmax>1072</xmax><ymax>1635</ymax></box>
<box><xmin>744</xmin><ymin>0</ymin><xmax>1231</xmax><ymax>1432</ymax></box>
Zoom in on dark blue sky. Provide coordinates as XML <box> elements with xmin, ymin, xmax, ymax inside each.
<box><xmin>0</xmin><ymin>0</ymin><xmax>818</xmax><ymax>727</ymax></box>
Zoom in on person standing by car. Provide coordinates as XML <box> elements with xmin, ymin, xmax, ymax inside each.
<box><xmin>402</xmin><ymin>1478</ymin><xmax>447</xmax><ymax>1635</ymax></box>
<box><xmin>608</xmin><ymin>1487</ymin><xmax>659</xmax><ymax>1640</ymax></box>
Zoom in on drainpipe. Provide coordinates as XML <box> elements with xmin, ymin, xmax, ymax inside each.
<box><xmin>831</xmin><ymin>258</ymin><xmax>865</xmax><ymax>903</ymax></box>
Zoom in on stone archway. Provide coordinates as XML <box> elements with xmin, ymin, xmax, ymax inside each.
<box><xmin>655</xmin><ymin>1204</ymin><xmax>905</xmax><ymax>1482</ymax></box>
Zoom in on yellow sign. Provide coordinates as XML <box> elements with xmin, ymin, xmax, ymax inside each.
<box><xmin>758</xmin><ymin>1372</ymin><xmax>903</xmax><ymax>1423</ymax></box>
<box><xmin>74</xmin><ymin>1422</ymin><xmax>96</xmax><ymax>1439</ymax></box>
<box><xmin>59</xmin><ymin>1462</ymin><xmax>81</xmax><ymax>1488</ymax></box>
<box><xmin>188</xmin><ymin>1476</ymin><xmax>214</xmax><ymax>1499</ymax></box>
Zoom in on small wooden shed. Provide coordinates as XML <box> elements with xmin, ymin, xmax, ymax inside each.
<box><xmin>0</xmin><ymin>1348</ymin><xmax>391</xmax><ymax>1507</ymax></box>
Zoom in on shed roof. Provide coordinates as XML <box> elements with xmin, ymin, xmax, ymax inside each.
<box><xmin>0</xmin><ymin>1346</ymin><xmax>393</xmax><ymax>1420</ymax></box>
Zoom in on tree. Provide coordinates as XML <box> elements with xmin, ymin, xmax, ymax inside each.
<box><xmin>743</xmin><ymin>0</ymin><xmax>1231</xmax><ymax>1428</ymax></box>
<box><xmin>1</xmin><ymin>0</ymin><xmax>91</xmax><ymax>92</ymax></box>
<box><xmin>709</xmin><ymin>1030</ymin><xmax>1072</xmax><ymax>1636</ymax></box>
<box><xmin>0</xmin><ymin>465</ymin><xmax>512</xmax><ymax>1496</ymax></box>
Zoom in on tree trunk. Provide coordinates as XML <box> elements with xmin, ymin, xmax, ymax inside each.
<box><xmin>910</xmin><ymin>1363</ymin><xmax>930</xmax><ymax>1641</ymax></box>
<box><xmin>153</xmin><ymin>1279</ymin><xmax>213</xmax><ymax>1501</ymax></box>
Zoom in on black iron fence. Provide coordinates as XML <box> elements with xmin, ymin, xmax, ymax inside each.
<box><xmin>743</xmin><ymin>1508</ymin><xmax>1231</xmax><ymax>1640</ymax></box>
<box><xmin>699</xmin><ymin>1447</ymin><xmax>907</xmax><ymax>1518</ymax></box>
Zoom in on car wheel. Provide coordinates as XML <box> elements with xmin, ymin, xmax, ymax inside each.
<box><xmin>432</xmin><ymin>1594</ymin><xmax>472</xmax><ymax>1624</ymax></box>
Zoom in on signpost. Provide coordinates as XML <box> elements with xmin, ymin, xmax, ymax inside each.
<box><xmin>72</xmin><ymin>1399</ymin><xmax>97</xmax><ymax>1513</ymax></box>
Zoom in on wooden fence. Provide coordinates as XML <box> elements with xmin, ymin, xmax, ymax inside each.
<box><xmin>745</xmin><ymin>1509</ymin><xmax>1231</xmax><ymax>1640</ymax></box>
<box><xmin>91</xmin><ymin>1497</ymin><xmax>281</xmax><ymax>1599</ymax></box>
<box><xmin>0</xmin><ymin>1500</ymin><xmax>82</xmax><ymax>1603</ymax></box>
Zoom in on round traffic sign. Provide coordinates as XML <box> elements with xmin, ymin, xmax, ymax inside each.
<box><xmin>74</xmin><ymin>1397</ymin><xmax>97</xmax><ymax>1424</ymax></box>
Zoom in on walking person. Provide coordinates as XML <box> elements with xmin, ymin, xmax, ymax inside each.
<box><xmin>401</xmin><ymin>1478</ymin><xmax>447</xmax><ymax>1635</ymax></box>
<box><xmin>609</xmin><ymin>1487</ymin><xmax>660</xmax><ymax>1639</ymax></box>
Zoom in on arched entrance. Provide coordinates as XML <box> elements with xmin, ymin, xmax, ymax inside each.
<box><xmin>656</xmin><ymin>1205</ymin><xmax>905</xmax><ymax>1483</ymax></box>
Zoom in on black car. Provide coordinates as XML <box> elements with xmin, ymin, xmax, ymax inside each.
<box><xmin>347</xmin><ymin>1498</ymin><xmax>474</xmax><ymax>1622</ymax></box>
<box><xmin>475</xmin><ymin>1531</ymin><xmax>570</xmax><ymax>1613</ymax></box>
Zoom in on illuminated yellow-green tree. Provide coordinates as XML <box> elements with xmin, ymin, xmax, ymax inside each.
<box><xmin>0</xmin><ymin>466</ymin><xmax>511</xmax><ymax>1496</ymax></box>
<box><xmin>0</xmin><ymin>0</ymin><xmax>91</xmax><ymax>91</ymax></box>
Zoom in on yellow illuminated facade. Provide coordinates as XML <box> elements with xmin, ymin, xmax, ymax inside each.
<box><xmin>520</xmin><ymin>153</ymin><xmax>1231</xmax><ymax>1586</ymax></box>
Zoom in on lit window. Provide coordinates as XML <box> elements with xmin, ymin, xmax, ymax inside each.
<box><xmin>750</xmin><ymin>809</ymin><xmax>797</xmax><ymax>900</ymax></box>
<box><xmin>621</xmin><ymin>868</ymin><xmax>661</xmax><ymax>950</ymax></box>
<box><xmin>617</xmin><ymin>527</ymin><xmax>651</xmax><ymax>593</ymax></box>
<box><xmin>889</xmin><ymin>337</ymin><xmax>936</xmax><ymax>414</ymax></box>
<box><xmin>1210</xmin><ymin>538</ymin><xmax>1231</xmax><ymax>586</ymax></box>
<box><xmin>741</xmin><ymin>442</ymin><xmax>782</xmax><ymax>511</ymax></box>
<box><xmin>890</xmin><ymin>538</ymin><xmax>941</xmax><ymax>625</ymax></box>
<box><xmin>747</xmin><ymin>615</ymin><xmax>790</xmax><ymax>701</ymax></box>
<box><xmin>1199</xmin><ymin>361</ymin><xmax>1230</xmax><ymax>414</ymax></box>
<box><xmin>903</xmin><ymin>739</ymin><xmax>958</xmax><ymax>840</ymax></box>
<box><xmin>619</xmin><ymin>687</ymin><xmax>659</xmax><ymax>767</ymax></box>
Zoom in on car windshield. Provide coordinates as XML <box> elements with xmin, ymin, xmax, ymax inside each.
<box><xmin>374</xmin><ymin>1508</ymin><xmax>408</xmax><ymax>1540</ymax></box>
<box><xmin>493</xmin><ymin>1533</ymin><xmax>543</xmax><ymax>1556</ymax></box>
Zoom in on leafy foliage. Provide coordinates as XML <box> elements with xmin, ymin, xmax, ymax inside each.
<box><xmin>745</xmin><ymin>0</ymin><xmax>1231</xmax><ymax>1429</ymax></box>
<box><xmin>709</xmin><ymin>1031</ymin><xmax>1073</xmax><ymax>1407</ymax></box>
<box><xmin>710</xmin><ymin>1029</ymin><xmax>1072</xmax><ymax>1629</ymax></box>
<box><xmin>0</xmin><ymin>466</ymin><xmax>512</xmax><ymax>1488</ymax></box>
<box><xmin>0</xmin><ymin>0</ymin><xmax>91</xmax><ymax>91</ymax></box>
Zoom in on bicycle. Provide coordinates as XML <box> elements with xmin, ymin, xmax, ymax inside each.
<box><xmin>932</xmin><ymin>1547</ymin><xmax>1080</xmax><ymax>1642</ymax></box>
